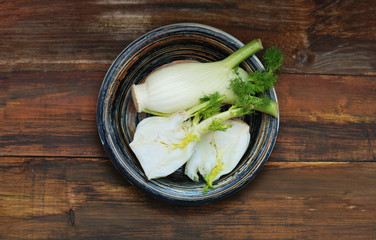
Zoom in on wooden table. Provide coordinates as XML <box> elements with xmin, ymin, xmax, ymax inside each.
<box><xmin>1</xmin><ymin>1</ymin><xmax>375</xmax><ymax>239</ymax></box>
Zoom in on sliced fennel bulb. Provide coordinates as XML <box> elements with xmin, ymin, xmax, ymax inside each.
<box><xmin>130</xmin><ymin>112</ymin><xmax>250</xmax><ymax>185</ymax></box>
<box><xmin>185</xmin><ymin>119</ymin><xmax>250</xmax><ymax>188</ymax></box>
<box><xmin>132</xmin><ymin>39</ymin><xmax>263</xmax><ymax>114</ymax></box>
<box><xmin>129</xmin><ymin>104</ymin><xmax>250</xmax><ymax>181</ymax></box>
<box><xmin>129</xmin><ymin>111</ymin><xmax>197</xmax><ymax>180</ymax></box>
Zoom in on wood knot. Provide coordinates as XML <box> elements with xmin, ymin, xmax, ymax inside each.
<box><xmin>67</xmin><ymin>208</ymin><xmax>75</xmax><ymax>226</ymax></box>
<box><xmin>296</xmin><ymin>49</ymin><xmax>308</xmax><ymax>64</ymax></box>
<box><xmin>21</xmin><ymin>159</ymin><xmax>32</xmax><ymax>173</ymax></box>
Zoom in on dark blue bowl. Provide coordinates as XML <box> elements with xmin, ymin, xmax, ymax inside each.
<box><xmin>97</xmin><ymin>23</ymin><xmax>279</xmax><ymax>205</ymax></box>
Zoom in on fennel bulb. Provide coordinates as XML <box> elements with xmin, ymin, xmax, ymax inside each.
<box><xmin>129</xmin><ymin>111</ymin><xmax>197</xmax><ymax>180</ymax></box>
<box><xmin>129</xmin><ymin>98</ymin><xmax>249</xmax><ymax>181</ymax></box>
<box><xmin>185</xmin><ymin>119</ymin><xmax>250</xmax><ymax>188</ymax></box>
<box><xmin>132</xmin><ymin>39</ymin><xmax>263</xmax><ymax>114</ymax></box>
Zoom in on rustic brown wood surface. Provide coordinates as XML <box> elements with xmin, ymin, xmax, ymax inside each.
<box><xmin>1</xmin><ymin>0</ymin><xmax>375</xmax><ymax>239</ymax></box>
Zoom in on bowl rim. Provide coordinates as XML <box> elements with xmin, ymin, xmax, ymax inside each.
<box><xmin>97</xmin><ymin>23</ymin><xmax>279</xmax><ymax>205</ymax></box>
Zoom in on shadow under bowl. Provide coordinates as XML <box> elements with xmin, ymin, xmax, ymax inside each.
<box><xmin>97</xmin><ymin>23</ymin><xmax>279</xmax><ymax>205</ymax></box>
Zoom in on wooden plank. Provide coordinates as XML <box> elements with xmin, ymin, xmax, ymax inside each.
<box><xmin>0</xmin><ymin>72</ymin><xmax>107</xmax><ymax>157</ymax></box>
<box><xmin>0</xmin><ymin>0</ymin><xmax>375</xmax><ymax>75</ymax></box>
<box><xmin>274</xmin><ymin>74</ymin><xmax>376</xmax><ymax>162</ymax></box>
<box><xmin>1</xmin><ymin>72</ymin><xmax>375</xmax><ymax>160</ymax></box>
<box><xmin>0</xmin><ymin>157</ymin><xmax>375</xmax><ymax>239</ymax></box>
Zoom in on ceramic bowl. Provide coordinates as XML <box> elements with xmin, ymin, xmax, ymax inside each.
<box><xmin>97</xmin><ymin>23</ymin><xmax>279</xmax><ymax>205</ymax></box>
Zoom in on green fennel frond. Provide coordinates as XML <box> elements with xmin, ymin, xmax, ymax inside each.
<box><xmin>198</xmin><ymin>92</ymin><xmax>224</xmax><ymax>119</ymax></box>
<box><xmin>248</xmin><ymin>70</ymin><xmax>278</xmax><ymax>93</ymax></box>
<box><xmin>263</xmin><ymin>46</ymin><xmax>284</xmax><ymax>74</ymax></box>
<box><xmin>227</xmin><ymin>46</ymin><xmax>284</xmax><ymax>118</ymax></box>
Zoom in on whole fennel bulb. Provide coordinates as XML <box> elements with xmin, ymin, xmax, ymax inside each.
<box><xmin>185</xmin><ymin>119</ymin><xmax>250</xmax><ymax>189</ymax></box>
<box><xmin>132</xmin><ymin>39</ymin><xmax>263</xmax><ymax>114</ymax></box>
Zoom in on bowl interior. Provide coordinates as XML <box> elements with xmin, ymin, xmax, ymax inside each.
<box><xmin>97</xmin><ymin>23</ymin><xmax>279</xmax><ymax>205</ymax></box>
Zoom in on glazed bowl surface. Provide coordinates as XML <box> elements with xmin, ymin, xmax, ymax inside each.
<box><xmin>97</xmin><ymin>23</ymin><xmax>279</xmax><ymax>205</ymax></box>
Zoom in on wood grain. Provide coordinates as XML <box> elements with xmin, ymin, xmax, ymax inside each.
<box><xmin>1</xmin><ymin>72</ymin><xmax>375</xmax><ymax>161</ymax></box>
<box><xmin>1</xmin><ymin>157</ymin><xmax>375</xmax><ymax>239</ymax></box>
<box><xmin>0</xmin><ymin>72</ymin><xmax>107</xmax><ymax>157</ymax></box>
<box><xmin>0</xmin><ymin>0</ymin><xmax>375</xmax><ymax>75</ymax></box>
<box><xmin>1</xmin><ymin>1</ymin><xmax>375</xmax><ymax>238</ymax></box>
<box><xmin>274</xmin><ymin>74</ymin><xmax>376</xmax><ymax>162</ymax></box>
